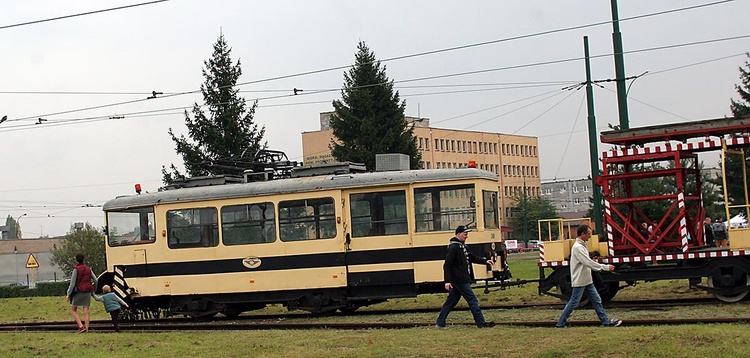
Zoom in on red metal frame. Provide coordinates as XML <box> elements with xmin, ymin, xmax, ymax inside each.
<box><xmin>600</xmin><ymin>150</ymin><xmax>703</xmax><ymax>256</ymax></box>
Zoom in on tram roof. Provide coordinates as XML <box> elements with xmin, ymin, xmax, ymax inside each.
<box><xmin>600</xmin><ymin>116</ymin><xmax>750</xmax><ymax>146</ymax></box>
<box><xmin>103</xmin><ymin>168</ymin><xmax>498</xmax><ymax>211</ymax></box>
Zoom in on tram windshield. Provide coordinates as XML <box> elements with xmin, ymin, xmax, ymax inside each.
<box><xmin>106</xmin><ymin>207</ymin><xmax>156</xmax><ymax>246</ymax></box>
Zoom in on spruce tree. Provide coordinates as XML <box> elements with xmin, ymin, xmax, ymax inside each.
<box><xmin>730</xmin><ymin>53</ymin><xmax>750</xmax><ymax>117</ymax></box>
<box><xmin>329</xmin><ymin>41</ymin><xmax>421</xmax><ymax>170</ymax></box>
<box><xmin>162</xmin><ymin>34</ymin><xmax>265</xmax><ymax>184</ymax></box>
<box><xmin>714</xmin><ymin>53</ymin><xmax>750</xmax><ymax>210</ymax></box>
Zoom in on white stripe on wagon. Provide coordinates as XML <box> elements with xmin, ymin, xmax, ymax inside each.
<box><xmin>539</xmin><ymin>250</ymin><xmax>749</xmax><ymax>267</ymax></box>
<box><xmin>603</xmin><ymin>136</ymin><xmax>750</xmax><ymax>158</ymax></box>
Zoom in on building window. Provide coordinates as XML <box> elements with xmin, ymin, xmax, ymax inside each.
<box><xmin>425</xmin><ymin>138</ymin><xmax>430</xmax><ymax>151</ymax></box>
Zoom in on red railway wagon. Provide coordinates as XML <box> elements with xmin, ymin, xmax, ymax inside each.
<box><xmin>538</xmin><ymin>116</ymin><xmax>750</xmax><ymax>303</ymax></box>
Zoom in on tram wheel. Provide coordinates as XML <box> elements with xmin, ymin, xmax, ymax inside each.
<box><xmin>709</xmin><ymin>272</ymin><xmax>750</xmax><ymax>303</ymax></box>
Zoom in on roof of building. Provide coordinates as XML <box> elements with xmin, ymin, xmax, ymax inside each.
<box><xmin>0</xmin><ymin>238</ymin><xmax>62</xmax><ymax>255</ymax></box>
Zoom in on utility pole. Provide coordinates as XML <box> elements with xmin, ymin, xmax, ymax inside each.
<box><xmin>523</xmin><ymin>175</ymin><xmax>528</xmax><ymax>245</ymax></box>
<box><xmin>611</xmin><ymin>0</ymin><xmax>630</xmax><ymax>130</ymax></box>
<box><xmin>584</xmin><ymin>36</ymin><xmax>604</xmax><ymax>235</ymax></box>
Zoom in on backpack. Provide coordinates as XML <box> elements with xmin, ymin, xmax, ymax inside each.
<box><xmin>712</xmin><ymin>222</ymin><xmax>727</xmax><ymax>239</ymax></box>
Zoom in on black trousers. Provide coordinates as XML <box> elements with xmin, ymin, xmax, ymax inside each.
<box><xmin>109</xmin><ymin>310</ymin><xmax>120</xmax><ymax>331</ymax></box>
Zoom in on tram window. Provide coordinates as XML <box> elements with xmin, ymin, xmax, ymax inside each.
<box><xmin>167</xmin><ymin>207</ymin><xmax>219</xmax><ymax>248</ymax></box>
<box><xmin>221</xmin><ymin>202</ymin><xmax>276</xmax><ymax>245</ymax></box>
<box><xmin>350</xmin><ymin>190</ymin><xmax>408</xmax><ymax>237</ymax></box>
<box><xmin>483</xmin><ymin>190</ymin><xmax>499</xmax><ymax>229</ymax></box>
<box><xmin>106</xmin><ymin>207</ymin><xmax>155</xmax><ymax>246</ymax></box>
<box><xmin>415</xmin><ymin>184</ymin><xmax>475</xmax><ymax>232</ymax></box>
<box><xmin>279</xmin><ymin>197</ymin><xmax>336</xmax><ymax>241</ymax></box>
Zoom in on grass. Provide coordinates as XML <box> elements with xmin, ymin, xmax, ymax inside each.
<box><xmin>0</xmin><ymin>251</ymin><xmax>746</xmax><ymax>357</ymax></box>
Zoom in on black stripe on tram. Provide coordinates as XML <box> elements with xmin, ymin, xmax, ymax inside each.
<box><xmin>119</xmin><ymin>243</ymin><xmax>489</xmax><ymax>278</ymax></box>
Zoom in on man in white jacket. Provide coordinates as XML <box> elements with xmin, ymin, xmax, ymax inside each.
<box><xmin>556</xmin><ymin>224</ymin><xmax>622</xmax><ymax>327</ymax></box>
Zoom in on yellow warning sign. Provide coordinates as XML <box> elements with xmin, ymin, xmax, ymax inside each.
<box><xmin>25</xmin><ymin>253</ymin><xmax>40</xmax><ymax>268</ymax></box>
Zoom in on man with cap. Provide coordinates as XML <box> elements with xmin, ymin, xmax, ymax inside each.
<box><xmin>436</xmin><ymin>225</ymin><xmax>496</xmax><ymax>329</ymax></box>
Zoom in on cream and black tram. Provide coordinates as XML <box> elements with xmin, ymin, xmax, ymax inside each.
<box><xmin>99</xmin><ymin>168</ymin><xmax>506</xmax><ymax>318</ymax></box>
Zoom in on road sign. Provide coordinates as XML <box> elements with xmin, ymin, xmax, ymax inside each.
<box><xmin>25</xmin><ymin>253</ymin><xmax>39</xmax><ymax>268</ymax></box>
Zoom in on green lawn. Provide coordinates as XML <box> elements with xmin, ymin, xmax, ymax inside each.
<box><xmin>1</xmin><ymin>251</ymin><xmax>744</xmax><ymax>357</ymax></box>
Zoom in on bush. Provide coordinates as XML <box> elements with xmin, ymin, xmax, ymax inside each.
<box><xmin>0</xmin><ymin>281</ymin><xmax>69</xmax><ymax>298</ymax></box>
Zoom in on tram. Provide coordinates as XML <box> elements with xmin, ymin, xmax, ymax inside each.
<box><xmin>97</xmin><ymin>165</ymin><xmax>508</xmax><ymax>318</ymax></box>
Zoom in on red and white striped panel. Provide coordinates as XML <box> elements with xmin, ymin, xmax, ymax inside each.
<box><xmin>539</xmin><ymin>242</ymin><xmax>545</xmax><ymax>262</ymax></box>
<box><xmin>677</xmin><ymin>192</ymin><xmax>689</xmax><ymax>253</ymax></box>
<box><xmin>603</xmin><ymin>136</ymin><xmax>750</xmax><ymax>158</ymax></box>
<box><xmin>539</xmin><ymin>249</ymin><xmax>749</xmax><ymax>267</ymax></box>
<box><xmin>604</xmin><ymin>199</ymin><xmax>615</xmax><ymax>257</ymax></box>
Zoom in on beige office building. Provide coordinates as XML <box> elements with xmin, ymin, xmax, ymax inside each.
<box><xmin>301</xmin><ymin>113</ymin><xmax>541</xmax><ymax>223</ymax></box>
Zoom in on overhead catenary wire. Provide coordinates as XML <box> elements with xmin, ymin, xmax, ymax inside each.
<box><xmin>5</xmin><ymin>33</ymin><xmax>748</xmax><ymax>133</ymax></box>
<box><xmin>4</xmin><ymin>1</ymin><xmax>742</xmax><ymax>124</ymax></box>
<box><xmin>0</xmin><ymin>0</ymin><xmax>170</xmax><ymax>30</ymax></box>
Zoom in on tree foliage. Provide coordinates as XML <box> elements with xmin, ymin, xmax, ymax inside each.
<box><xmin>508</xmin><ymin>193</ymin><xmax>557</xmax><ymax>243</ymax></box>
<box><xmin>4</xmin><ymin>215</ymin><xmax>20</xmax><ymax>240</ymax></box>
<box><xmin>329</xmin><ymin>41</ymin><xmax>421</xmax><ymax>170</ymax></box>
<box><xmin>50</xmin><ymin>223</ymin><xmax>106</xmax><ymax>278</ymax></box>
<box><xmin>712</xmin><ymin>53</ymin><xmax>750</xmax><ymax>214</ymax></box>
<box><xmin>163</xmin><ymin>34</ymin><xmax>266</xmax><ymax>184</ymax></box>
<box><xmin>730</xmin><ymin>53</ymin><xmax>750</xmax><ymax>117</ymax></box>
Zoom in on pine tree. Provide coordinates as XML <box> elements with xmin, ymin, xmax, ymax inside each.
<box><xmin>730</xmin><ymin>53</ymin><xmax>750</xmax><ymax>117</ymax></box>
<box><xmin>162</xmin><ymin>34</ymin><xmax>265</xmax><ymax>184</ymax></box>
<box><xmin>329</xmin><ymin>41</ymin><xmax>421</xmax><ymax>170</ymax></box>
<box><xmin>714</xmin><ymin>53</ymin><xmax>750</xmax><ymax>209</ymax></box>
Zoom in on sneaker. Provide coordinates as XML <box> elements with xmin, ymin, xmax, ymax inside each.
<box><xmin>605</xmin><ymin>319</ymin><xmax>622</xmax><ymax>327</ymax></box>
<box><xmin>75</xmin><ymin>327</ymin><xmax>85</xmax><ymax>333</ymax></box>
<box><xmin>479</xmin><ymin>321</ymin><xmax>496</xmax><ymax>328</ymax></box>
<box><xmin>435</xmin><ymin>325</ymin><xmax>447</xmax><ymax>330</ymax></box>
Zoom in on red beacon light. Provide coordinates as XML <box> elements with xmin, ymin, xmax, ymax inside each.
<box><xmin>135</xmin><ymin>183</ymin><xmax>142</xmax><ymax>194</ymax></box>
<box><xmin>467</xmin><ymin>160</ymin><xmax>477</xmax><ymax>168</ymax></box>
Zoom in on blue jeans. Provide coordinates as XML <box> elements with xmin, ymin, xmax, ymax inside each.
<box><xmin>436</xmin><ymin>282</ymin><xmax>486</xmax><ymax>327</ymax></box>
<box><xmin>556</xmin><ymin>284</ymin><xmax>610</xmax><ymax>327</ymax></box>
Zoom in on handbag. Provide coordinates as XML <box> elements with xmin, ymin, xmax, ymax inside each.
<box><xmin>69</xmin><ymin>287</ymin><xmax>78</xmax><ymax>303</ymax></box>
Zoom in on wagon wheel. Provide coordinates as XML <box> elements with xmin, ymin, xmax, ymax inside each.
<box><xmin>597</xmin><ymin>281</ymin><xmax>620</xmax><ymax>303</ymax></box>
<box><xmin>556</xmin><ymin>279</ymin><xmax>589</xmax><ymax>307</ymax></box>
<box><xmin>708</xmin><ymin>272</ymin><xmax>750</xmax><ymax>303</ymax></box>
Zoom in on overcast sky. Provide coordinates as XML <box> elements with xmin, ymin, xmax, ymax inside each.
<box><xmin>2</xmin><ymin>0</ymin><xmax>749</xmax><ymax>237</ymax></box>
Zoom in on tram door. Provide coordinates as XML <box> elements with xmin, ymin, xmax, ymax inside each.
<box><xmin>342</xmin><ymin>188</ymin><xmax>416</xmax><ymax>298</ymax></box>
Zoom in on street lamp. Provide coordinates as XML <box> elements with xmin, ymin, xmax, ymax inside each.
<box><xmin>16</xmin><ymin>213</ymin><xmax>27</xmax><ymax>239</ymax></box>
<box><xmin>14</xmin><ymin>246</ymin><xmax>18</xmax><ymax>283</ymax></box>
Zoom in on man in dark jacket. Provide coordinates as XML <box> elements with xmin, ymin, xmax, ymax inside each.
<box><xmin>436</xmin><ymin>225</ymin><xmax>495</xmax><ymax>329</ymax></box>
<box><xmin>704</xmin><ymin>217</ymin><xmax>715</xmax><ymax>247</ymax></box>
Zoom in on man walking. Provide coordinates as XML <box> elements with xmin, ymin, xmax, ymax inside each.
<box><xmin>436</xmin><ymin>225</ymin><xmax>495</xmax><ymax>329</ymax></box>
<box><xmin>556</xmin><ymin>224</ymin><xmax>622</xmax><ymax>328</ymax></box>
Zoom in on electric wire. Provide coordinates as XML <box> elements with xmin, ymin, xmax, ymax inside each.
<box><xmin>553</xmin><ymin>92</ymin><xmax>588</xmax><ymax>181</ymax></box>
<box><xmin>3</xmin><ymin>2</ymin><xmax>741</xmax><ymax>124</ymax></box>
<box><xmin>0</xmin><ymin>0</ymin><xmax>169</xmax><ymax>30</ymax></box>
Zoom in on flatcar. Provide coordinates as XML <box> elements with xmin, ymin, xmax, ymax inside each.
<box><xmin>97</xmin><ymin>167</ymin><xmax>508</xmax><ymax>318</ymax></box>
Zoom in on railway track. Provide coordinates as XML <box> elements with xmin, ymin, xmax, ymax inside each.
<box><xmin>2</xmin><ymin>316</ymin><xmax>749</xmax><ymax>332</ymax></box>
<box><xmin>0</xmin><ymin>297</ymin><xmax>738</xmax><ymax>332</ymax></box>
